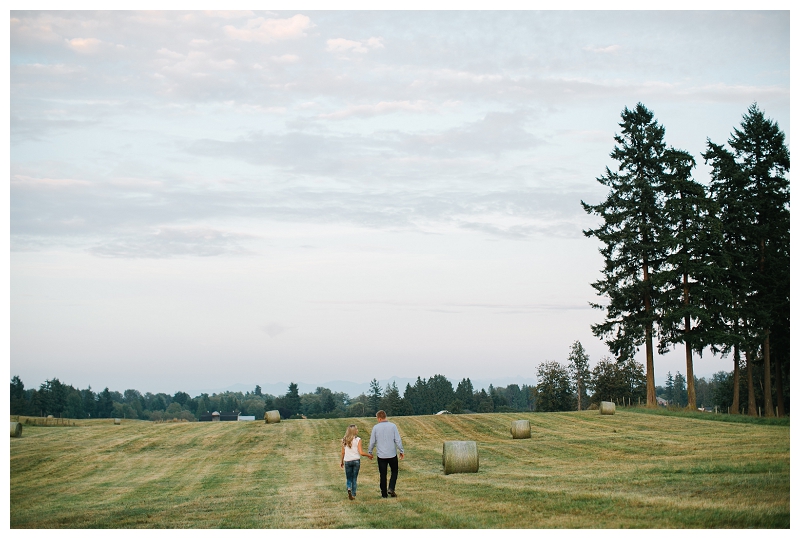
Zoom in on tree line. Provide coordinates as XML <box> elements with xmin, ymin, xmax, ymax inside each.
<box><xmin>582</xmin><ymin>103</ymin><xmax>789</xmax><ymax>416</ymax></box>
<box><xmin>9</xmin><ymin>374</ymin><xmax>533</xmax><ymax>420</ymax></box>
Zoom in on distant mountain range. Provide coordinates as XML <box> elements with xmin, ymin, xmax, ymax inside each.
<box><xmin>189</xmin><ymin>375</ymin><xmax>538</xmax><ymax>398</ymax></box>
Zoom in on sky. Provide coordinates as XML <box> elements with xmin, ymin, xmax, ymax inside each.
<box><xmin>7</xmin><ymin>7</ymin><xmax>791</xmax><ymax>396</ymax></box>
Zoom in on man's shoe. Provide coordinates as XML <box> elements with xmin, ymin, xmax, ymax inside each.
<box><xmin>388</xmin><ymin>491</ymin><xmax>397</xmax><ymax>498</ymax></box>
<box><xmin>348</xmin><ymin>489</ymin><xmax>353</xmax><ymax>500</ymax></box>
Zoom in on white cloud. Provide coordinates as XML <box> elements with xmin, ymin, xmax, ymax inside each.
<box><xmin>318</xmin><ymin>100</ymin><xmax>434</xmax><ymax>120</ymax></box>
<box><xmin>66</xmin><ymin>37</ymin><xmax>102</xmax><ymax>53</ymax></box>
<box><xmin>223</xmin><ymin>14</ymin><xmax>313</xmax><ymax>43</ymax></box>
<box><xmin>583</xmin><ymin>44</ymin><xmax>621</xmax><ymax>53</ymax></box>
<box><xmin>326</xmin><ymin>36</ymin><xmax>384</xmax><ymax>54</ymax></box>
<box><xmin>12</xmin><ymin>175</ymin><xmax>92</xmax><ymax>189</ymax></box>
<box><xmin>271</xmin><ymin>54</ymin><xmax>300</xmax><ymax>64</ymax></box>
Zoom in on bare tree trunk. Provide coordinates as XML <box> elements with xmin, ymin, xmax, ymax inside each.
<box><xmin>683</xmin><ymin>271</ymin><xmax>695</xmax><ymax>410</ymax></box>
<box><xmin>746</xmin><ymin>350</ymin><xmax>756</xmax><ymax>416</ymax></box>
<box><xmin>645</xmin><ymin>324</ymin><xmax>656</xmax><ymax>406</ymax></box>
<box><xmin>731</xmin><ymin>345</ymin><xmax>740</xmax><ymax>414</ymax></box>
<box><xmin>644</xmin><ymin>260</ymin><xmax>656</xmax><ymax>407</ymax></box>
<box><xmin>775</xmin><ymin>352</ymin><xmax>784</xmax><ymax>417</ymax></box>
<box><xmin>763</xmin><ymin>332</ymin><xmax>774</xmax><ymax>417</ymax></box>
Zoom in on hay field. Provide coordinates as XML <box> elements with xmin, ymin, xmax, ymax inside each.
<box><xmin>10</xmin><ymin>411</ymin><xmax>789</xmax><ymax>528</ymax></box>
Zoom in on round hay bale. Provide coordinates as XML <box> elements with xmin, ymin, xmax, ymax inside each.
<box><xmin>10</xmin><ymin>422</ymin><xmax>22</xmax><ymax>438</ymax></box>
<box><xmin>114</xmin><ymin>418</ymin><xmax>121</xmax><ymax>425</ymax></box>
<box><xmin>510</xmin><ymin>420</ymin><xmax>531</xmax><ymax>439</ymax></box>
<box><xmin>442</xmin><ymin>441</ymin><xmax>479</xmax><ymax>475</ymax></box>
<box><xmin>264</xmin><ymin>410</ymin><xmax>281</xmax><ymax>424</ymax></box>
<box><xmin>600</xmin><ymin>401</ymin><xmax>616</xmax><ymax>415</ymax></box>
<box><xmin>47</xmin><ymin>415</ymin><xmax>54</xmax><ymax>419</ymax></box>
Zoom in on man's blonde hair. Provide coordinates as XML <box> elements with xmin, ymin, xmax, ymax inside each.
<box><xmin>376</xmin><ymin>410</ymin><xmax>387</xmax><ymax>419</ymax></box>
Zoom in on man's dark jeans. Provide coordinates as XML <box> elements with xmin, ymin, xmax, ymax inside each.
<box><xmin>377</xmin><ymin>456</ymin><xmax>398</xmax><ymax>497</ymax></box>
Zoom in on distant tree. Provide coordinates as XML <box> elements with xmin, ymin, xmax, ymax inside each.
<box><xmin>694</xmin><ymin>377</ymin><xmax>710</xmax><ymax>409</ymax></box>
<box><xmin>476</xmin><ymin>389</ymin><xmax>494</xmax><ymax>413</ymax></box>
<box><xmin>380</xmin><ymin>382</ymin><xmax>402</xmax><ymax>416</ymax></box>
<box><xmin>455</xmin><ymin>378</ymin><xmax>475</xmax><ymax>410</ymax></box>
<box><xmin>406</xmin><ymin>377</ymin><xmax>431</xmax><ymax>415</ymax></box>
<box><xmin>97</xmin><ymin>388</ymin><xmax>114</xmax><ymax>418</ymax></box>
<box><xmin>664</xmin><ymin>372</ymin><xmax>675</xmax><ymax>404</ymax></box>
<box><xmin>428</xmin><ymin>375</ymin><xmax>455</xmax><ymax>413</ymax></box>
<box><xmin>173</xmin><ymin>391</ymin><xmax>190</xmax><ymax>407</ymax></box>
<box><xmin>673</xmin><ymin>372</ymin><xmax>688</xmax><ymax>407</ymax></box>
<box><xmin>589</xmin><ymin>357</ymin><xmax>645</xmax><ymax>406</ymax></box>
<box><xmin>254</xmin><ymin>385</ymin><xmax>262</xmax><ymax>397</ymax></box>
<box><xmin>535</xmin><ymin>362</ymin><xmax>574</xmax><ymax>412</ymax></box>
<box><xmin>81</xmin><ymin>387</ymin><xmax>96</xmax><ymax>418</ymax></box>
<box><xmin>11</xmin><ymin>375</ymin><xmax>26</xmax><ymax>415</ymax></box>
<box><xmin>65</xmin><ymin>391</ymin><xmax>84</xmax><ymax>419</ymax></box>
<box><xmin>367</xmin><ymin>379</ymin><xmax>383</xmax><ymax>415</ymax></box>
<box><xmin>567</xmin><ymin>341</ymin><xmax>591</xmax><ymax>411</ymax></box>
<box><xmin>195</xmin><ymin>394</ymin><xmax>211</xmax><ymax>419</ymax></box>
<box><xmin>282</xmin><ymin>383</ymin><xmax>301</xmax><ymax>418</ymax></box>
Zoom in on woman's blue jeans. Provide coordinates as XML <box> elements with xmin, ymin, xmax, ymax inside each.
<box><xmin>344</xmin><ymin>459</ymin><xmax>361</xmax><ymax>496</ymax></box>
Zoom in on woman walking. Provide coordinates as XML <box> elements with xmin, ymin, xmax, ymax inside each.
<box><xmin>340</xmin><ymin>424</ymin><xmax>372</xmax><ymax>500</ymax></box>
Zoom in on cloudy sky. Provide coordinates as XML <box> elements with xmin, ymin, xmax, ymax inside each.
<box><xmin>8</xmin><ymin>8</ymin><xmax>790</xmax><ymax>395</ymax></box>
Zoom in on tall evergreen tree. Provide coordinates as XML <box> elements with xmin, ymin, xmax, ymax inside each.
<box><xmin>582</xmin><ymin>103</ymin><xmax>672</xmax><ymax>407</ymax></box>
<box><xmin>705</xmin><ymin>104</ymin><xmax>790</xmax><ymax>417</ymax></box>
<box><xmin>659</xmin><ymin>147</ymin><xmax>729</xmax><ymax>410</ymax></box>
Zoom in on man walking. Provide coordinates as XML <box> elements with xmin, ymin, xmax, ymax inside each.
<box><xmin>368</xmin><ymin>410</ymin><xmax>405</xmax><ymax>498</ymax></box>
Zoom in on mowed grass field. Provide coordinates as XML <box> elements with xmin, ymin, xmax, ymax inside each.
<box><xmin>10</xmin><ymin>410</ymin><xmax>789</xmax><ymax>528</ymax></box>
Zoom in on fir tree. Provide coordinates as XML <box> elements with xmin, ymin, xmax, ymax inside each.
<box><xmin>704</xmin><ymin>104</ymin><xmax>790</xmax><ymax>417</ymax></box>
<box><xmin>582</xmin><ymin>103</ymin><xmax>672</xmax><ymax>406</ymax></box>
<box><xmin>659</xmin><ymin>147</ymin><xmax>729</xmax><ymax>410</ymax></box>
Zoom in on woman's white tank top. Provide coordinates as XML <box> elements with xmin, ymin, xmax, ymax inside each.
<box><xmin>343</xmin><ymin>436</ymin><xmax>361</xmax><ymax>461</ymax></box>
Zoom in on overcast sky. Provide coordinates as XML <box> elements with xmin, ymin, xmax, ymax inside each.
<box><xmin>8</xmin><ymin>9</ymin><xmax>790</xmax><ymax>395</ymax></box>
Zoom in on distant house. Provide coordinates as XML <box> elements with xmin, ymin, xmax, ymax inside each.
<box><xmin>199</xmin><ymin>411</ymin><xmax>241</xmax><ymax>422</ymax></box>
<box><xmin>656</xmin><ymin>397</ymin><xmax>668</xmax><ymax>407</ymax></box>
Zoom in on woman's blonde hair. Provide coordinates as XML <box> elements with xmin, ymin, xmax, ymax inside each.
<box><xmin>342</xmin><ymin>424</ymin><xmax>358</xmax><ymax>448</ymax></box>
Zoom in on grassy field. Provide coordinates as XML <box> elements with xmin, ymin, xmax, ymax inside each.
<box><xmin>10</xmin><ymin>410</ymin><xmax>789</xmax><ymax>528</ymax></box>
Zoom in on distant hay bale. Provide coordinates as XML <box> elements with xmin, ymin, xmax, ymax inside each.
<box><xmin>47</xmin><ymin>415</ymin><xmax>54</xmax><ymax>419</ymax></box>
<box><xmin>587</xmin><ymin>403</ymin><xmax>599</xmax><ymax>411</ymax></box>
<box><xmin>600</xmin><ymin>401</ymin><xmax>616</xmax><ymax>415</ymax></box>
<box><xmin>114</xmin><ymin>418</ymin><xmax>121</xmax><ymax>425</ymax></box>
<box><xmin>510</xmin><ymin>420</ymin><xmax>531</xmax><ymax>439</ymax></box>
<box><xmin>10</xmin><ymin>422</ymin><xmax>22</xmax><ymax>438</ymax></box>
<box><xmin>264</xmin><ymin>410</ymin><xmax>281</xmax><ymax>424</ymax></box>
<box><xmin>442</xmin><ymin>441</ymin><xmax>479</xmax><ymax>475</ymax></box>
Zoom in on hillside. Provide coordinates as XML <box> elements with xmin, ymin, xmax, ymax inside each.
<box><xmin>10</xmin><ymin>411</ymin><xmax>789</xmax><ymax>528</ymax></box>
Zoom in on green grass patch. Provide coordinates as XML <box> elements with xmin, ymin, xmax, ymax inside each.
<box><xmin>626</xmin><ymin>406</ymin><xmax>790</xmax><ymax>426</ymax></box>
<box><xmin>10</xmin><ymin>412</ymin><xmax>789</xmax><ymax>528</ymax></box>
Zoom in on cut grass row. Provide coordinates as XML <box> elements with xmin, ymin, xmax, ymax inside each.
<box><xmin>10</xmin><ymin>411</ymin><xmax>789</xmax><ymax>528</ymax></box>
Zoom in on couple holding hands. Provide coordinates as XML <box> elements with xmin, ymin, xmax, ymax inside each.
<box><xmin>340</xmin><ymin>410</ymin><xmax>404</xmax><ymax>500</ymax></box>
